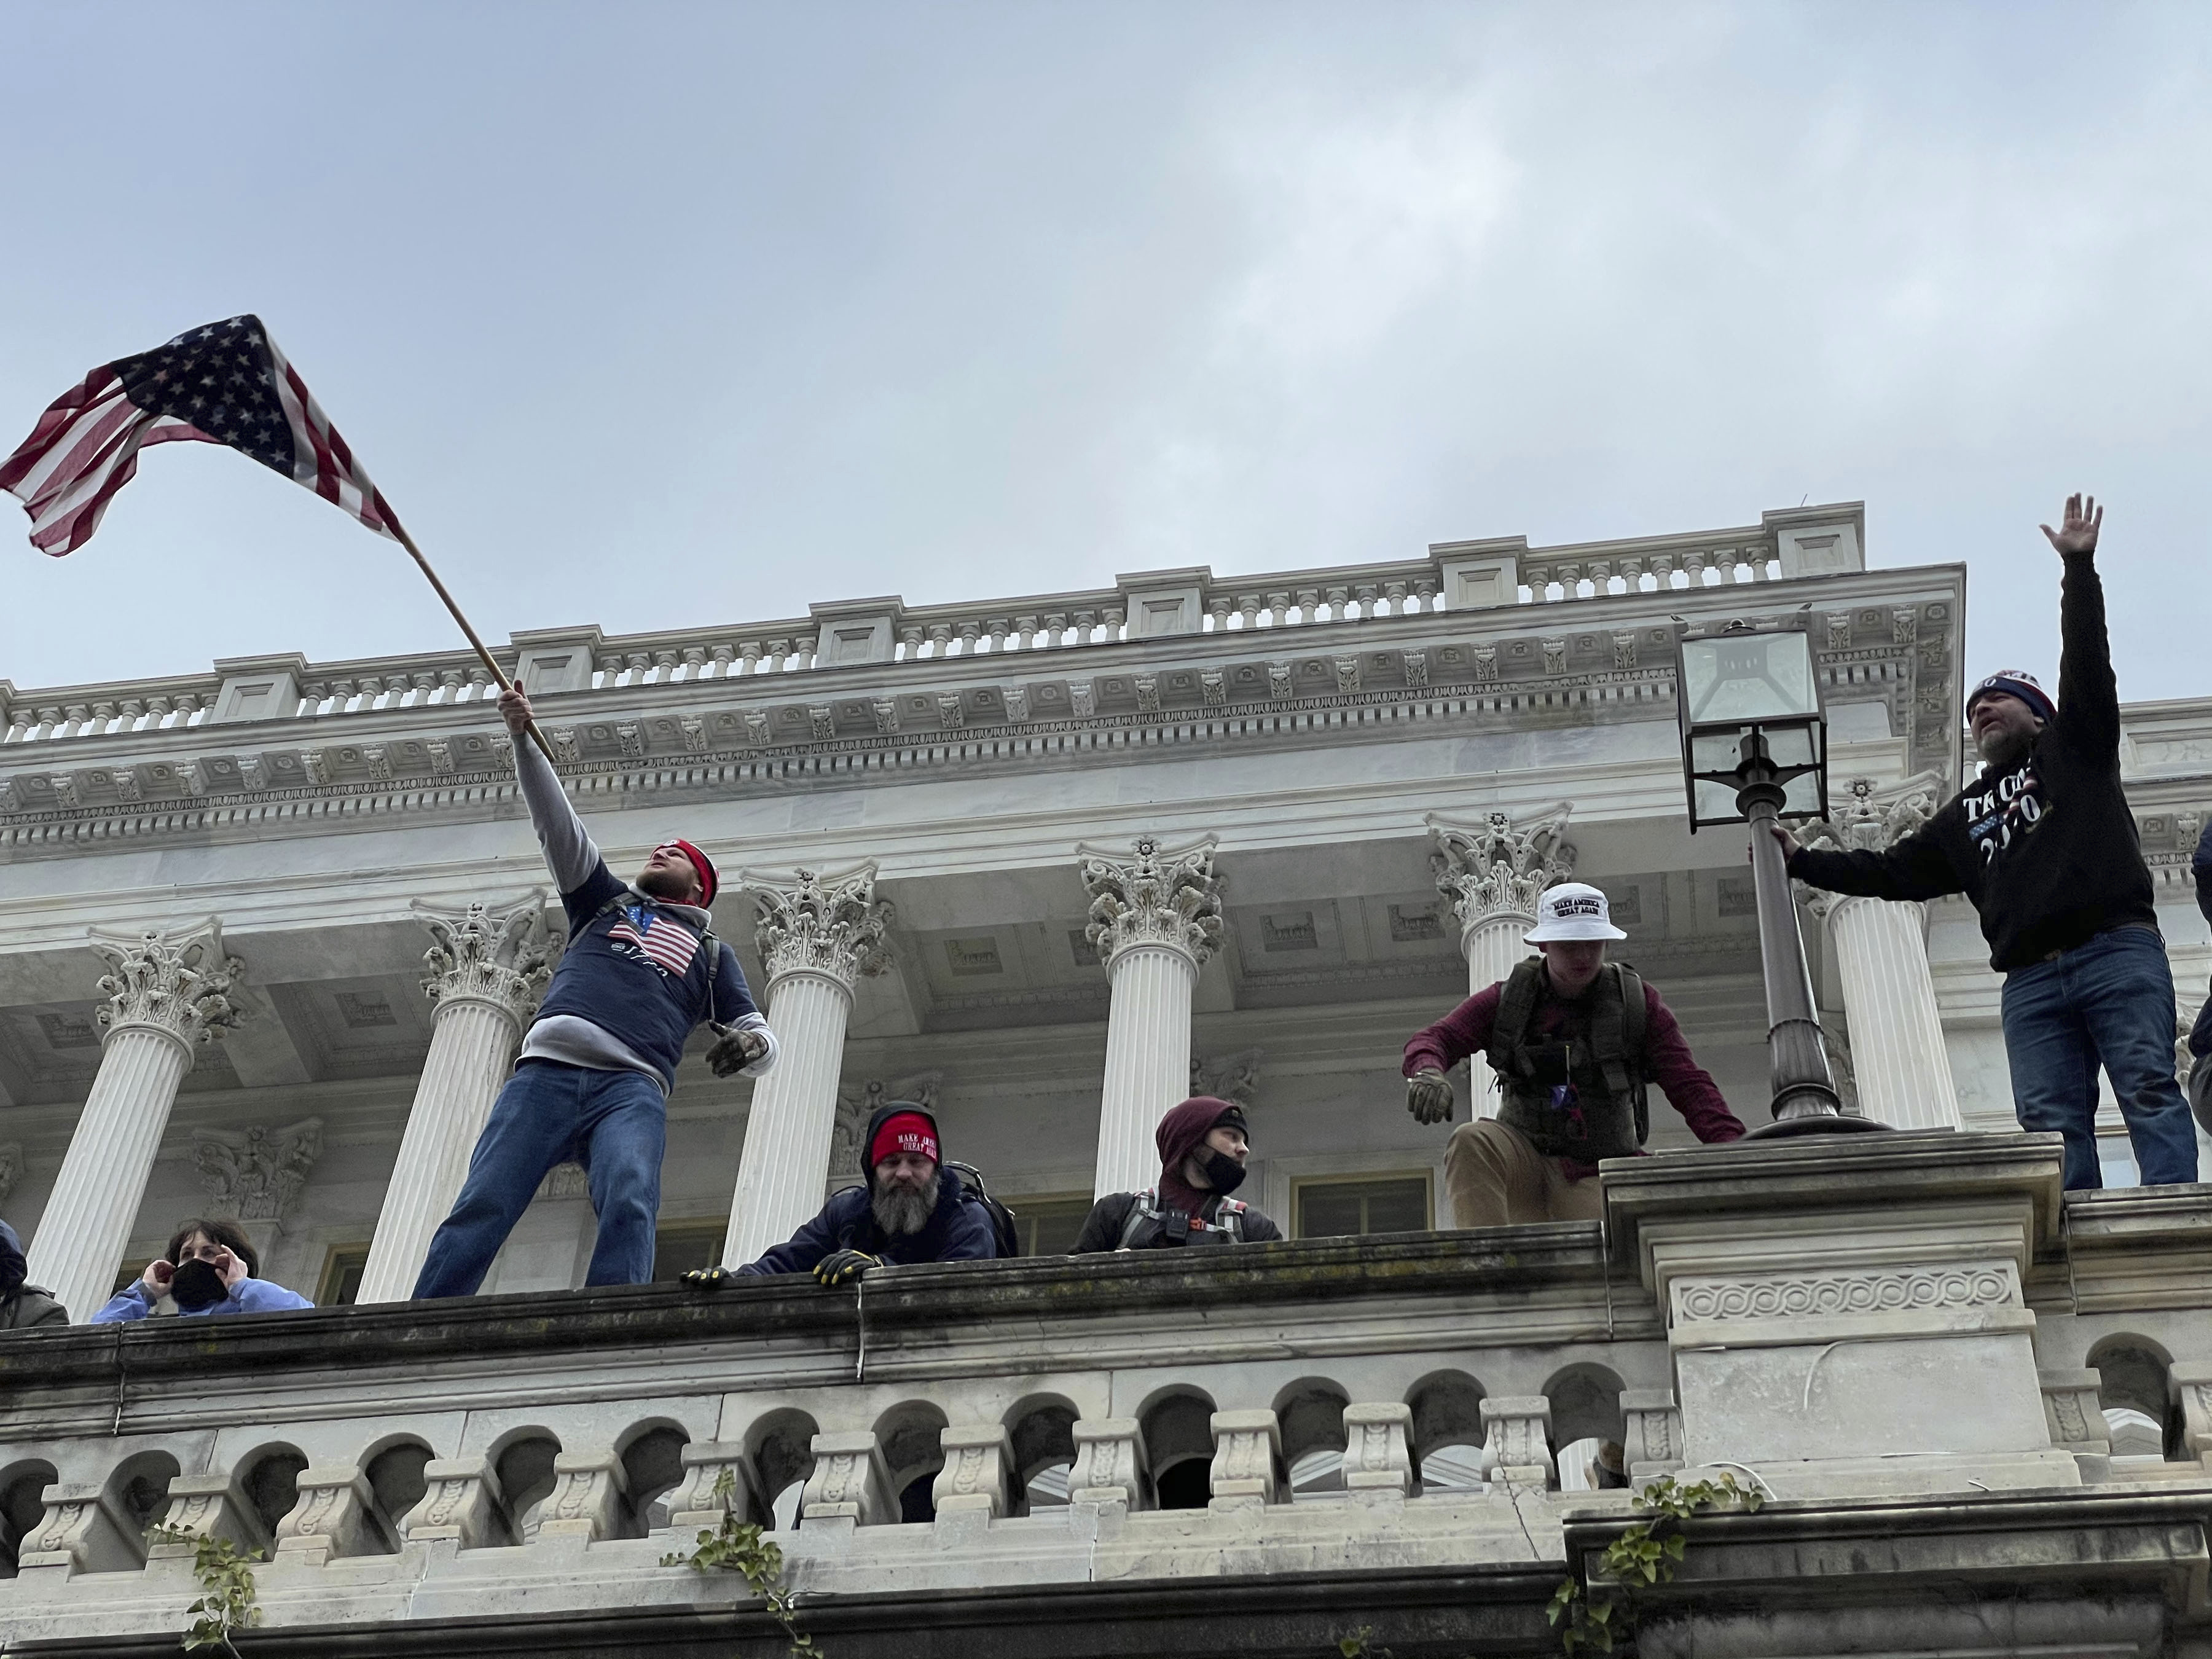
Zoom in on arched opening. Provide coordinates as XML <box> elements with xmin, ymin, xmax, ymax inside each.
<box><xmin>2090</xmin><ymin>1335</ymin><xmax>2179</xmax><ymax>1461</ymax></box>
<box><xmin>233</xmin><ymin>1444</ymin><xmax>310</xmax><ymax>1547</ymax></box>
<box><xmin>101</xmin><ymin>1450</ymin><xmax>181</xmax><ymax>1571</ymax></box>
<box><xmin>1004</xmin><ymin>1395</ymin><xmax>1080</xmax><ymax>1516</ymax></box>
<box><xmin>1273</xmin><ymin>1378</ymin><xmax>1351</xmax><ymax>1502</ymax></box>
<box><xmin>744</xmin><ymin>1409</ymin><xmax>819</xmax><ymax>1531</ymax></box>
<box><xmin>874</xmin><ymin>1400</ymin><xmax>950</xmax><ymax>1524</ymax></box>
<box><xmin>361</xmin><ymin>1438</ymin><xmax>434</xmax><ymax>1551</ymax></box>
<box><xmin>489</xmin><ymin>1429</ymin><xmax>563</xmax><ymax>1545</ymax></box>
<box><xmin>0</xmin><ymin>1461</ymin><xmax>57</xmax><ymax>1577</ymax></box>
<box><xmin>1407</xmin><ymin>1370</ymin><xmax>1486</xmax><ymax>1493</ymax></box>
<box><xmin>1138</xmin><ymin>1388</ymin><xmax>1217</xmax><ymax>1511</ymax></box>
<box><xmin>618</xmin><ymin>1423</ymin><xmax>691</xmax><ymax>1536</ymax></box>
<box><xmin>1543</xmin><ymin>1363</ymin><xmax>1627</xmax><ymax>1489</ymax></box>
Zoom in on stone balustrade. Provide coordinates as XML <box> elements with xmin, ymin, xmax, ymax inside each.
<box><xmin>0</xmin><ymin>1134</ymin><xmax>2209</xmax><ymax>1655</ymax></box>
<box><xmin>0</xmin><ymin>506</ymin><xmax>1864</xmax><ymax>761</ymax></box>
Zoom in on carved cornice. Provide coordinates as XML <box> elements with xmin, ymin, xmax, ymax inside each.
<box><xmin>745</xmin><ymin>864</ymin><xmax>894</xmax><ymax>992</ymax></box>
<box><xmin>90</xmin><ymin>920</ymin><xmax>244</xmax><ymax>1057</ymax></box>
<box><xmin>190</xmin><ymin>1118</ymin><xmax>323</xmax><ymax>1222</ymax></box>
<box><xmin>1078</xmin><ymin>835</ymin><xmax>1225</xmax><ymax>971</ymax></box>
<box><xmin>1427</xmin><ymin>805</ymin><xmax>1575</xmax><ymax>936</ymax></box>
<box><xmin>418</xmin><ymin>895</ymin><xmax>557</xmax><ymax>1027</ymax></box>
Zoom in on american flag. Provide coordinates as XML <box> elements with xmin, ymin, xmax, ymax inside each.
<box><xmin>609</xmin><ymin>906</ymin><xmax>703</xmax><ymax>978</ymax></box>
<box><xmin>0</xmin><ymin>315</ymin><xmax>400</xmax><ymax>554</ymax></box>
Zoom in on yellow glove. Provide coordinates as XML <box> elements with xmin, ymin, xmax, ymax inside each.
<box><xmin>813</xmin><ymin>1249</ymin><xmax>880</xmax><ymax>1287</ymax></box>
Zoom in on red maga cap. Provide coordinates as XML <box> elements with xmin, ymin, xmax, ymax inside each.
<box><xmin>869</xmin><ymin>1110</ymin><xmax>939</xmax><ymax>1169</ymax></box>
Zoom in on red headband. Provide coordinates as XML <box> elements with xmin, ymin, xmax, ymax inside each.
<box><xmin>869</xmin><ymin>1111</ymin><xmax>939</xmax><ymax>1169</ymax></box>
<box><xmin>657</xmin><ymin>839</ymin><xmax>718</xmax><ymax>906</ymax></box>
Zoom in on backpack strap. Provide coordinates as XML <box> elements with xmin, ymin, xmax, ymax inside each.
<box><xmin>1484</xmin><ymin>957</ymin><xmax>1546</xmax><ymax>1078</ymax></box>
<box><xmin>1117</xmin><ymin>1190</ymin><xmax>1164</xmax><ymax>1249</ymax></box>
<box><xmin>1615</xmin><ymin>962</ymin><xmax>1650</xmax><ymax>1145</ymax></box>
<box><xmin>1216</xmin><ymin>1198</ymin><xmax>1248</xmax><ymax>1241</ymax></box>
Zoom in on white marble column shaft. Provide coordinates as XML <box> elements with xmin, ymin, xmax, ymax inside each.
<box><xmin>721</xmin><ymin>866</ymin><xmax>892</xmax><ymax>1269</ymax></box>
<box><xmin>1823</xmin><ymin>896</ymin><xmax>1962</xmax><ymax>1130</ymax></box>
<box><xmin>1079</xmin><ymin>836</ymin><xmax>1224</xmax><ymax>1199</ymax></box>
<box><xmin>1799</xmin><ymin>774</ymin><xmax>1961</xmax><ymax>1131</ymax></box>
<box><xmin>28</xmin><ymin>922</ymin><xmax>243</xmax><ymax>1322</ymax></box>
<box><xmin>1430</xmin><ymin>809</ymin><xmax>1573</xmax><ymax>1122</ymax></box>
<box><xmin>357</xmin><ymin>898</ymin><xmax>553</xmax><ymax>1305</ymax></box>
<box><xmin>1094</xmin><ymin>944</ymin><xmax>1202</xmax><ymax>1196</ymax></box>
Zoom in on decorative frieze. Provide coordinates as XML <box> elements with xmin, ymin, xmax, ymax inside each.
<box><xmin>191</xmin><ymin>1118</ymin><xmax>323</xmax><ymax>1223</ymax></box>
<box><xmin>1674</xmin><ymin>1266</ymin><xmax>2014</xmax><ymax>1325</ymax></box>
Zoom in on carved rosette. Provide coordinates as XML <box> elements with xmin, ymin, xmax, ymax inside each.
<box><xmin>746</xmin><ymin>864</ymin><xmax>895</xmax><ymax>993</ymax></box>
<box><xmin>1793</xmin><ymin>773</ymin><xmax>1942</xmax><ymax>921</ymax></box>
<box><xmin>192</xmin><ymin>1118</ymin><xmax>324</xmax><ymax>1222</ymax></box>
<box><xmin>1427</xmin><ymin>806</ymin><xmax>1574</xmax><ymax>936</ymax></box>
<box><xmin>1078</xmin><ymin>834</ymin><xmax>1224</xmax><ymax>971</ymax></box>
<box><xmin>418</xmin><ymin>894</ymin><xmax>556</xmax><ymax>1025</ymax></box>
<box><xmin>90</xmin><ymin>920</ymin><xmax>244</xmax><ymax>1057</ymax></box>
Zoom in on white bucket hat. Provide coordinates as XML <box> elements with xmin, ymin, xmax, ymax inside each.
<box><xmin>1524</xmin><ymin>882</ymin><xmax>1627</xmax><ymax>943</ymax></box>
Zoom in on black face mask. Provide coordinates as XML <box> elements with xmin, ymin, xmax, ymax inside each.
<box><xmin>1199</xmin><ymin>1148</ymin><xmax>1247</xmax><ymax>1196</ymax></box>
<box><xmin>170</xmin><ymin>1258</ymin><xmax>229</xmax><ymax>1311</ymax></box>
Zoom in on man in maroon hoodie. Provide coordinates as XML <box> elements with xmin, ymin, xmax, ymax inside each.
<box><xmin>1071</xmin><ymin>1096</ymin><xmax>1285</xmax><ymax>1251</ymax></box>
<box><xmin>1402</xmin><ymin>883</ymin><xmax>1743</xmax><ymax>1228</ymax></box>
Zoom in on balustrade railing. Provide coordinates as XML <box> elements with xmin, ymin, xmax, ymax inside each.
<box><xmin>0</xmin><ymin>520</ymin><xmax>1827</xmax><ymax>751</ymax></box>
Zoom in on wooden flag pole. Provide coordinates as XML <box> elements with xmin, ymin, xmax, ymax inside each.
<box><xmin>391</xmin><ymin>525</ymin><xmax>558</xmax><ymax>764</ymax></box>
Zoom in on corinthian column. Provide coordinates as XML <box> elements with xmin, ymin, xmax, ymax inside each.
<box><xmin>355</xmin><ymin>897</ymin><xmax>554</xmax><ymax>1304</ymax></box>
<box><xmin>1080</xmin><ymin>836</ymin><xmax>1225</xmax><ymax>1198</ymax></box>
<box><xmin>28</xmin><ymin>921</ymin><xmax>244</xmax><ymax>1322</ymax></box>
<box><xmin>1797</xmin><ymin>776</ymin><xmax>1961</xmax><ymax>1131</ymax></box>
<box><xmin>720</xmin><ymin>866</ymin><xmax>893</xmax><ymax>1268</ymax></box>
<box><xmin>1428</xmin><ymin>807</ymin><xmax>1574</xmax><ymax>1120</ymax></box>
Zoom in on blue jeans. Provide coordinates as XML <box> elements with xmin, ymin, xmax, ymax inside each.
<box><xmin>413</xmin><ymin>1061</ymin><xmax>667</xmax><ymax>1297</ymax></box>
<box><xmin>2000</xmin><ymin>927</ymin><xmax>2200</xmax><ymax>1191</ymax></box>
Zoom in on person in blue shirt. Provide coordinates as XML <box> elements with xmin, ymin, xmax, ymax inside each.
<box><xmin>412</xmin><ymin>686</ymin><xmax>779</xmax><ymax>1298</ymax></box>
<box><xmin>92</xmin><ymin>1217</ymin><xmax>313</xmax><ymax>1323</ymax></box>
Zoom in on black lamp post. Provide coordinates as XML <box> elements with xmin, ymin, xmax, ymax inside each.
<box><xmin>1677</xmin><ymin>619</ymin><xmax>1884</xmax><ymax>1136</ymax></box>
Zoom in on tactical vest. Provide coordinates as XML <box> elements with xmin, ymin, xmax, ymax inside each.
<box><xmin>1486</xmin><ymin>959</ymin><xmax>1649</xmax><ymax>1162</ymax></box>
<box><xmin>1116</xmin><ymin>1190</ymin><xmax>1250</xmax><ymax>1249</ymax></box>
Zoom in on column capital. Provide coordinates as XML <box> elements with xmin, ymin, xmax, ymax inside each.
<box><xmin>744</xmin><ymin>863</ymin><xmax>894</xmax><ymax>992</ymax></box>
<box><xmin>1078</xmin><ymin>835</ymin><xmax>1224</xmax><ymax>970</ymax></box>
<box><xmin>1427</xmin><ymin>805</ymin><xmax>1575</xmax><ymax>938</ymax></box>
<box><xmin>191</xmin><ymin>1117</ymin><xmax>323</xmax><ymax>1223</ymax></box>
<box><xmin>1794</xmin><ymin>771</ymin><xmax>1946</xmax><ymax>919</ymax></box>
<box><xmin>418</xmin><ymin>894</ymin><xmax>557</xmax><ymax>1025</ymax></box>
<box><xmin>90</xmin><ymin>919</ymin><xmax>244</xmax><ymax>1057</ymax></box>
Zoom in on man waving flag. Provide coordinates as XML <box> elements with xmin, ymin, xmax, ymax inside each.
<box><xmin>1</xmin><ymin>313</ymin><xmax>399</xmax><ymax>554</ymax></box>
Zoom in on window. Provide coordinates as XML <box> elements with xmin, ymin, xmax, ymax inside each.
<box><xmin>651</xmin><ymin>1220</ymin><xmax>727</xmax><ymax>1282</ymax></box>
<box><xmin>1008</xmin><ymin>1193</ymin><xmax>1094</xmax><ymax>1257</ymax></box>
<box><xmin>1293</xmin><ymin>1175</ymin><xmax>1432</xmax><ymax>1239</ymax></box>
<box><xmin>317</xmin><ymin>1244</ymin><xmax>371</xmax><ymax>1307</ymax></box>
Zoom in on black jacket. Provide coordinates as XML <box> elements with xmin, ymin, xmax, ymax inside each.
<box><xmin>735</xmin><ymin>1102</ymin><xmax>997</xmax><ymax>1275</ymax></box>
<box><xmin>1788</xmin><ymin>551</ymin><xmax>2155</xmax><ymax>971</ymax></box>
<box><xmin>0</xmin><ymin>1222</ymin><xmax>64</xmax><ymax>1330</ymax></box>
<box><xmin>1070</xmin><ymin>1191</ymin><xmax>1283</xmax><ymax>1253</ymax></box>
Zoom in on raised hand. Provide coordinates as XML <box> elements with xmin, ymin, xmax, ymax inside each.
<box><xmin>2039</xmin><ymin>493</ymin><xmax>2102</xmax><ymax>557</ymax></box>
<box><xmin>140</xmin><ymin>1258</ymin><xmax>175</xmax><ymax>1295</ymax></box>
<box><xmin>214</xmin><ymin>1248</ymin><xmax>249</xmax><ymax>1290</ymax></box>
<box><xmin>496</xmin><ymin>686</ymin><xmax>536</xmax><ymax>735</ymax></box>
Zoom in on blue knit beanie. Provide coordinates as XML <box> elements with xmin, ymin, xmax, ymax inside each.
<box><xmin>1967</xmin><ymin>670</ymin><xmax>2055</xmax><ymax>726</ymax></box>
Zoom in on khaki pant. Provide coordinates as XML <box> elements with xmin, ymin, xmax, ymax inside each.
<box><xmin>1444</xmin><ymin>1118</ymin><xmax>1605</xmax><ymax>1229</ymax></box>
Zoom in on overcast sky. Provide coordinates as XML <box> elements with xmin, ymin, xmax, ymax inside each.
<box><xmin>4</xmin><ymin>3</ymin><xmax>2208</xmax><ymax>702</ymax></box>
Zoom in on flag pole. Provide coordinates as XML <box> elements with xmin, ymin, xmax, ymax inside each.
<box><xmin>390</xmin><ymin>525</ymin><xmax>558</xmax><ymax>764</ymax></box>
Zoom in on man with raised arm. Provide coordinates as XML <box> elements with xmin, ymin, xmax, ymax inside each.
<box><xmin>412</xmin><ymin>688</ymin><xmax>778</xmax><ymax>1297</ymax></box>
<box><xmin>1403</xmin><ymin>883</ymin><xmax>1744</xmax><ymax>1228</ymax></box>
<box><xmin>1780</xmin><ymin>495</ymin><xmax>2197</xmax><ymax>1191</ymax></box>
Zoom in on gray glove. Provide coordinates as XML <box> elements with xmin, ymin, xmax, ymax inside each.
<box><xmin>707</xmin><ymin>1026</ymin><xmax>769</xmax><ymax>1078</ymax></box>
<box><xmin>1406</xmin><ymin>1068</ymin><xmax>1455</xmax><ymax>1124</ymax></box>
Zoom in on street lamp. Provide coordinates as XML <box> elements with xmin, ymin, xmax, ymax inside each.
<box><xmin>1676</xmin><ymin>619</ymin><xmax>1883</xmax><ymax>1135</ymax></box>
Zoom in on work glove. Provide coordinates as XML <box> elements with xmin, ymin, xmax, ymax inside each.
<box><xmin>707</xmin><ymin>1026</ymin><xmax>770</xmax><ymax>1078</ymax></box>
<box><xmin>1406</xmin><ymin>1068</ymin><xmax>1456</xmax><ymax>1124</ymax></box>
<box><xmin>683</xmin><ymin>1265</ymin><xmax>734</xmax><ymax>1290</ymax></box>
<box><xmin>813</xmin><ymin>1249</ymin><xmax>880</xmax><ymax>1287</ymax></box>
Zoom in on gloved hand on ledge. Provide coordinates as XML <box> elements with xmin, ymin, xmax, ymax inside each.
<box><xmin>812</xmin><ymin>1249</ymin><xmax>880</xmax><ymax>1287</ymax></box>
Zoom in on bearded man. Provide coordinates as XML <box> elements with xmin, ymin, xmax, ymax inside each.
<box><xmin>1781</xmin><ymin>495</ymin><xmax>2197</xmax><ymax>1191</ymax></box>
<box><xmin>697</xmin><ymin>1102</ymin><xmax>998</xmax><ymax>1286</ymax></box>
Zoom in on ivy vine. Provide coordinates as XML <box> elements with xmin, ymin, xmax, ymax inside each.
<box><xmin>147</xmin><ymin>1523</ymin><xmax>264</xmax><ymax>1655</ymax></box>
<box><xmin>662</xmin><ymin>1470</ymin><xmax>822</xmax><ymax>1658</ymax></box>
<box><xmin>1547</xmin><ymin>1472</ymin><xmax>1762</xmax><ymax>1655</ymax></box>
